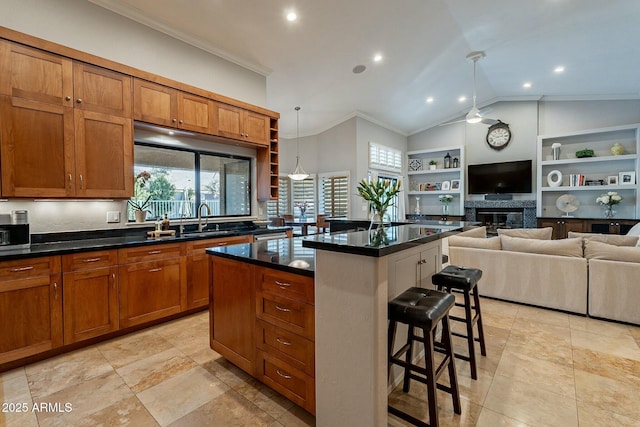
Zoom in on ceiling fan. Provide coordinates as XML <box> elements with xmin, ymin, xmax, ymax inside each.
<box><xmin>440</xmin><ymin>51</ymin><xmax>500</xmax><ymax>127</ymax></box>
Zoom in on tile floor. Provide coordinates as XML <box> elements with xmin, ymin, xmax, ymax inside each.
<box><xmin>1</xmin><ymin>298</ymin><xmax>639</xmax><ymax>426</ymax></box>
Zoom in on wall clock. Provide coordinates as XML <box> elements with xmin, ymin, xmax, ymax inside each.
<box><xmin>486</xmin><ymin>121</ymin><xmax>511</xmax><ymax>151</ymax></box>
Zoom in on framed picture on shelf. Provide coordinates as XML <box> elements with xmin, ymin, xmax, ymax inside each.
<box><xmin>451</xmin><ymin>179</ymin><xmax>460</xmax><ymax>190</ymax></box>
<box><xmin>441</xmin><ymin>181</ymin><xmax>450</xmax><ymax>191</ymax></box>
<box><xmin>607</xmin><ymin>175</ymin><xmax>618</xmax><ymax>185</ymax></box>
<box><xmin>408</xmin><ymin>158</ymin><xmax>422</xmax><ymax>171</ymax></box>
<box><xmin>618</xmin><ymin>171</ymin><xmax>636</xmax><ymax>185</ymax></box>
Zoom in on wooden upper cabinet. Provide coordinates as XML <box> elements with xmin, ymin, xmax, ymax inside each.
<box><xmin>133</xmin><ymin>79</ymin><xmax>214</xmax><ymax>134</ymax></box>
<box><xmin>73</xmin><ymin>63</ymin><xmax>132</xmax><ymax>117</ymax></box>
<box><xmin>215</xmin><ymin>102</ymin><xmax>269</xmax><ymax>146</ymax></box>
<box><xmin>133</xmin><ymin>79</ymin><xmax>177</xmax><ymax>127</ymax></box>
<box><xmin>0</xmin><ymin>41</ymin><xmax>73</xmax><ymax>107</ymax></box>
<box><xmin>0</xmin><ymin>96</ymin><xmax>76</xmax><ymax>197</ymax></box>
<box><xmin>74</xmin><ymin>110</ymin><xmax>133</xmax><ymax>198</ymax></box>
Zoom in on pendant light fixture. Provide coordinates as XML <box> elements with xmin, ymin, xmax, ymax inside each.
<box><xmin>288</xmin><ymin>106</ymin><xmax>309</xmax><ymax>181</ymax></box>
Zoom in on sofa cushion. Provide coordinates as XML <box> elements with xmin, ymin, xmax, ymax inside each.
<box><xmin>447</xmin><ymin>235</ymin><xmax>501</xmax><ymax>250</ymax></box>
<box><xmin>498</xmin><ymin>227</ymin><xmax>553</xmax><ymax>240</ymax></box>
<box><xmin>457</xmin><ymin>226</ymin><xmax>487</xmax><ymax>238</ymax></box>
<box><xmin>500</xmin><ymin>235</ymin><xmax>583</xmax><ymax>257</ymax></box>
<box><xmin>567</xmin><ymin>231</ymin><xmax>639</xmax><ymax>247</ymax></box>
<box><xmin>584</xmin><ymin>240</ymin><xmax>640</xmax><ymax>263</ymax></box>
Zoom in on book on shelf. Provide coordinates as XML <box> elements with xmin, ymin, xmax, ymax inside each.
<box><xmin>569</xmin><ymin>174</ymin><xmax>586</xmax><ymax>187</ymax></box>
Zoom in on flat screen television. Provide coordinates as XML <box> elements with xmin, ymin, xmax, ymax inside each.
<box><xmin>467</xmin><ymin>160</ymin><xmax>532</xmax><ymax>194</ymax></box>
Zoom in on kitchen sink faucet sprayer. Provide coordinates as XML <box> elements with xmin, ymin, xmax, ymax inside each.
<box><xmin>197</xmin><ymin>203</ymin><xmax>211</xmax><ymax>232</ymax></box>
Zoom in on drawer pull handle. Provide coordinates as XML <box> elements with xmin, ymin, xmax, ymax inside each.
<box><xmin>147</xmin><ymin>250</ymin><xmax>162</xmax><ymax>255</ymax></box>
<box><xmin>275</xmin><ymin>369</ymin><xmax>292</xmax><ymax>379</ymax></box>
<box><xmin>148</xmin><ymin>267</ymin><xmax>163</xmax><ymax>272</ymax></box>
<box><xmin>10</xmin><ymin>266</ymin><xmax>34</xmax><ymax>272</ymax></box>
<box><xmin>276</xmin><ymin>337</ymin><xmax>292</xmax><ymax>346</ymax></box>
<box><xmin>82</xmin><ymin>257</ymin><xmax>101</xmax><ymax>263</ymax></box>
<box><xmin>275</xmin><ymin>305</ymin><xmax>292</xmax><ymax>312</ymax></box>
<box><xmin>275</xmin><ymin>280</ymin><xmax>292</xmax><ymax>288</ymax></box>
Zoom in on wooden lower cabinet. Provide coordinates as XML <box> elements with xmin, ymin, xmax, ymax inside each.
<box><xmin>62</xmin><ymin>250</ymin><xmax>119</xmax><ymax>344</ymax></box>
<box><xmin>187</xmin><ymin>235</ymin><xmax>252</xmax><ymax>309</ymax></box>
<box><xmin>0</xmin><ymin>256</ymin><xmax>62</xmax><ymax>365</ymax></box>
<box><xmin>537</xmin><ymin>218</ymin><xmax>640</xmax><ymax>238</ymax></box>
<box><xmin>210</xmin><ymin>258</ymin><xmax>316</xmax><ymax>413</ymax></box>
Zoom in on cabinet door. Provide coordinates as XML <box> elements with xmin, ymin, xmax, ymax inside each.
<box><xmin>178</xmin><ymin>92</ymin><xmax>214</xmax><ymax>134</ymax></box>
<box><xmin>0</xmin><ymin>96</ymin><xmax>75</xmax><ymax>197</ymax></box>
<box><xmin>119</xmin><ymin>257</ymin><xmax>186</xmax><ymax>328</ymax></box>
<box><xmin>562</xmin><ymin>219</ymin><xmax>586</xmax><ymax>237</ymax></box>
<box><xmin>244</xmin><ymin>111</ymin><xmax>269</xmax><ymax>146</ymax></box>
<box><xmin>73</xmin><ymin>63</ymin><xmax>132</xmax><ymax>117</ymax></box>
<box><xmin>537</xmin><ymin>219</ymin><xmax>563</xmax><ymax>239</ymax></box>
<box><xmin>0</xmin><ymin>274</ymin><xmax>62</xmax><ymax>364</ymax></box>
<box><xmin>133</xmin><ymin>79</ymin><xmax>177</xmax><ymax>127</ymax></box>
<box><xmin>186</xmin><ymin>253</ymin><xmax>210</xmax><ymax>309</ymax></box>
<box><xmin>215</xmin><ymin>102</ymin><xmax>244</xmax><ymax>140</ymax></box>
<box><xmin>0</xmin><ymin>41</ymin><xmax>73</xmax><ymax>107</ymax></box>
<box><xmin>63</xmin><ymin>266</ymin><xmax>118</xmax><ymax>344</ymax></box>
<box><xmin>74</xmin><ymin>109</ymin><xmax>133</xmax><ymax>198</ymax></box>
<box><xmin>210</xmin><ymin>256</ymin><xmax>255</xmax><ymax>374</ymax></box>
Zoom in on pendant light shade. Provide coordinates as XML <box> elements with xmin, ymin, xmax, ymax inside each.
<box><xmin>288</xmin><ymin>106</ymin><xmax>309</xmax><ymax>181</ymax></box>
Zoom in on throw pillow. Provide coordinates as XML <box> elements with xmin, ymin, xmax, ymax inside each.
<box><xmin>500</xmin><ymin>235</ymin><xmax>583</xmax><ymax>257</ymax></box>
<box><xmin>458</xmin><ymin>226</ymin><xmax>487</xmax><ymax>238</ymax></box>
<box><xmin>447</xmin><ymin>235</ymin><xmax>501</xmax><ymax>250</ymax></box>
<box><xmin>584</xmin><ymin>240</ymin><xmax>640</xmax><ymax>263</ymax></box>
<box><xmin>567</xmin><ymin>232</ymin><xmax>639</xmax><ymax>247</ymax></box>
<box><xmin>497</xmin><ymin>227</ymin><xmax>553</xmax><ymax>240</ymax></box>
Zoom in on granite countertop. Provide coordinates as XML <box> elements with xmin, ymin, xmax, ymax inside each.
<box><xmin>0</xmin><ymin>223</ymin><xmax>291</xmax><ymax>261</ymax></box>
<box><xmin>206</xmin><ymin>236</ymin><xmax>315</xmax><ymax>277</ymax></box>
<box><xmin>302</xmin><ymin>222</ymin><xmax>466</xmax><ymax>257</ymax></box>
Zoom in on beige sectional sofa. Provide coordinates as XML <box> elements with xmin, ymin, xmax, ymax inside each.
<box><xmin>447</xmin><ymin>227</ymin><xmax>640</xmax><ymax>325</ymax></box>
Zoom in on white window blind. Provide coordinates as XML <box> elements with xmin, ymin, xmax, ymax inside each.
<box><xmin>292</xmin><ymin>177</ymin><xmax>316</xmax><ymax>217</ymax></box>
<box><xmin>266</xmin><ymin>177</ymin><xmax>289</xmax><ymax>218</ymax></box>
<box><xmin>369</xmin><ymin>142</ymin><xmax>402</xmax><ymax>172</ymax></box>
<box><xmin>319</xmin><ymin>174</ymin><xmax>349</xmax><ymax>217</ymax></box>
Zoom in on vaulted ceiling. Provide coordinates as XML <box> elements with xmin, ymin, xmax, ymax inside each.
<box><xmin>91</xmin><ymin>0</ymin><xmax>640</xmax><ymax>137</ymax></box>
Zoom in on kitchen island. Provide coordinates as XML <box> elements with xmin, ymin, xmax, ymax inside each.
<box><xmin>207</xmin><ymin>222</ymin><xmax>466</xmax><ymax>425</ymax></box>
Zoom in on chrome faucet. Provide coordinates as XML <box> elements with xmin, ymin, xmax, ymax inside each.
<box><xmin>197</xmin><ymin>203</ymin><xmax>211</xmax><ymax>232</ymax></box>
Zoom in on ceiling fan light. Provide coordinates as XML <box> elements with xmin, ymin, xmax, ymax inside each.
<box><xmin>466</xmin><ymin>108</ymin><xmax>482</xmax><ymax>124</ymax></box>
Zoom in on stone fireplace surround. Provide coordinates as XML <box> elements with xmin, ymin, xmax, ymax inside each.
<box><xmin>465</xmin><ymin>200</ymin><xmax>537</xmax><ymax>229</ymax></box>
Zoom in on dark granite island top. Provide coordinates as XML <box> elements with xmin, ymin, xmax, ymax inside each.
<box><xmin>206</xmin><ymin>236</ymin><xmax>314</xmax><ymax>277</ymax></box>
<box><xmin>302</xmin><ymin>221</ymin><xmax>467</xmax><ymax>257</ymax></box>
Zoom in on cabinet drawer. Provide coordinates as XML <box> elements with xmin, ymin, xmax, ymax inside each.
<box><xmin>118</xmin><ymin>243</ymin><xmax>184</xmax><ymax>264</ymax></box>
<box><xmin>0</xmin><ymin>256</ymin><xmax>60</xmax><ymax>280</ymax></box>
<box><xmin>258</xmin><ymin>268</ymin><xmax>314</xmax><ymax>305</ymax></box>
<box><xmin>62</xmin><ymin>249</ymin><xmax>117</xmax><ymax>271</ymax></box>
<box><xmin>256</xmin><ymin>350</ymin><xmax>315</xmax><ymax>415</ymax></box>
<box><xmin>186</xmin><ymin>235</ymin><xmax>251</xmax><ymax>255</ymax></box>
<box><xmin>256</xmin><ymin>291</ymin><xmax>314</xmax><ymax>339</ymax></box>
<box><xmin>256</xmin><ymin>320</ymin><xmax>314</xmax><ymax>377</ymax></box>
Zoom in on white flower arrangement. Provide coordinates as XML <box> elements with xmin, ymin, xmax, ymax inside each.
<box><xmin>596</xmin><ymin>191</ymin><xmax>623</xmax><ymax>207</ymax></box>
<box><xmin>439</xmin><ymin>194</ymin><xmax>453</xmax><ymax>204</ymax></box>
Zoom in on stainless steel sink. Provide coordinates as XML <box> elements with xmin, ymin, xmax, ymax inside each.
<box><xmin>181</xmin><ymin>230</ymin><xmax>235</xmax><ymax>238</ymax></box>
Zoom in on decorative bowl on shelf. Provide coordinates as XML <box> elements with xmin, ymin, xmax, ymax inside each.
<box><xmin>575</xmin><ymin>149</ymin><xmax>594</xmax><ymax>158</ymax></box>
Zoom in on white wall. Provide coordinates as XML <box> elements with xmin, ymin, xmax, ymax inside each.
<box><xmin>0</xmin><ymin>0</ymin><xmax>269</xmax><ymax>233</ymax></box>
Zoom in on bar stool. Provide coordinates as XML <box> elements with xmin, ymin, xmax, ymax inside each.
<box><xmin>388</xmin><ymin>287</ymin><xmax>461</xmax><ymax>427</ymax></box>
<box><xmin>432</xmin><ymin>265</ymin><xmax>486</xmax><ymax>380</ymax></box>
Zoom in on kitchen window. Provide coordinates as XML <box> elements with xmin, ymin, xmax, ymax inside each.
<box><xmin>130</xmin><ymin>143</ymin><xmax>251</xmax><ymax>221</ymax></box>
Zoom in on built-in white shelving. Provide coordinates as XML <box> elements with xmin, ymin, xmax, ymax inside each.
<box><xmin>407</xmin><ymin>146</ymin><xmax>465</xmax><ymax>216</ymax></box>
<box><xmin>537</xmin><ymin>123</ymin><xmax>640</xmax><ymax>218</ymax></box>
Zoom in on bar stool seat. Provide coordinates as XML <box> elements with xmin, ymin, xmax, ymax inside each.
<box><xmin>388</xmin><ymin>287</ymin><xmax>461</xmax><ymax>427</ymax></box>
<box><xmin>432</xmin><ymin>265</ymin><xmax>486</xmax><ymax>380</ymax></box>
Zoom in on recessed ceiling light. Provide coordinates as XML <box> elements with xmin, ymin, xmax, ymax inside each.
<box><xmin>352</xmin><ymin>64</ymin><xmax>366</xmax><ymax>74</ymax></box>
<box><xmin>458</xmin><ymin>96</ymin><xmax>467</xmax><ymax>103</ymax></box>
<box><xmin>426</xmin><ymin>97</ymin><xmax>434</xmax><ymax>104</ymax></box>
<box><xmin>168</xmin><ymin>131</ymin><xmax>175</xmax><ymax>135</ymax></box>
<box><xmin>373</xmin><ymin>53</ymin><xmax>383</xmax><ymax>63</ymax></box>
<box><xmin>286</xmin><ymin>11</ymin><xmax>297</xmax><ymax>22</ymax></box>
<box><xmin>554</xmin><ymin>66</ymin><xmax>565</xmax><ymax>73</ymax></box>
<box><xmin>523</xmin><ymin>82</ymin><xmax>532</xmax><ymax>88</ymax></box>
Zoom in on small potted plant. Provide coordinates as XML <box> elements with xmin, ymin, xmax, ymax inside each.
<box><xmin>428</xmin><ymin>160</ymin><xmax>437</xmax><ymax>170</ymax></box>
<box><xmin>129</xmin><ymin>171</ymin><xmax>152</xmax><ymax>222</ymax></box>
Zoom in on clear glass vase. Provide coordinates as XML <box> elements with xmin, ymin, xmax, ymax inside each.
<box><xmin>603</xmin><ymin>205</ymin><xmax>615</xmax><ymax>219</ymax></box>
<box><xmin>442</xmin><ymin>203</ymin><xmax>450</xmax><ymax>216</ymax></box>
